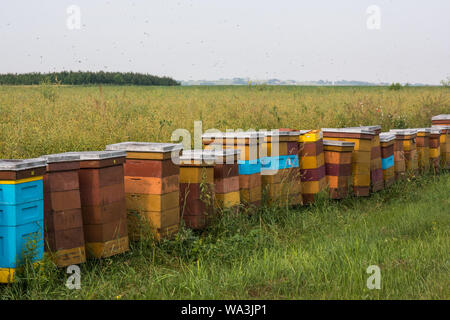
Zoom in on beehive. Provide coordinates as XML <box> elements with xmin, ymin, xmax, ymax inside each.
<box><xmin>322</xmin><ymin>140</ymin><xmax>354</xmax><ymax>199</ymax></box>
<box><xmin>39</xmin><ymin>153</ymin><xmax>86</xmax><ymax>267</ymax></box>
<box><xmin>105</xmin><ymin>142</ymin><xmax>183</xmax><ymax>241</ymax></box>
<box><xmin>179</xmin><ymin>150</ymin><xmax>215</xmax><ymax>229</ymax></box>
<box><xmin>322</xmin><ymin>128</ymin><xmax>374</xmax><ymax>197</ymax></box>
<box><xmin>431</xmin><ymin>114</ymin><xmax>450</xmax><ymax>126</ymax></box>
<box><xmin>389</xmin><ymin>129</ymin><xmax>419</xmax><ymax>176</ymax></box>
<box><xmin>391</xmin><ymin>132</ymin><xmax>406</xmax><ymax>180</ymax></box>
<box><xmin>202</xmin><ymin>132</ymin><xmax>262</xmax><ymax>207</ymax></box>
<box><xmin>413</xmin><ymin>128</ymin><xmax>431</xmax><ymax>172</ymax></box>
<box><xmin>431</xmin><ymin>125</ymin><xmax>450</xmax><ymax>169</ymax></box>
<box><xmin>298</xmin><ymin>130</ymin><xmax>326</xmax><ymax>203</ymax></box>
<box><xmin>63</xmin><ymin>151</ymin><xmax>129</xmax><ymax>259</ymax></box>
<box><xmin>0</xmin><ymin>159</ymin><xmax>46</xmax><ymax>283</ymax></box>
<box><xmin>379</xmin><ymin>133</ymin><xmax>396</xmax><ymax>188</ymax></box>
<box><xmin>203</xmin><ymin>149</ymin><xmax>241</xmax><ymax>212</ymax></box>
<box><xmin>357</xmin><ymin>126</ymin><xmax>383</xmax><ymax>192</ymax></box>
<box><xmin>429</xmin><ymin>128</ymin><xmax>441</xmax><ymax>173</ymax></box>
<box><xmin>260</xmin><ymin>130</ymin><xmax>301</xmax><ymax>206</ymax></box>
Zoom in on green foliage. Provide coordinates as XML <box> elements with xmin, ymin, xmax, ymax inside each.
<box><xmin>389</xmin><ymin>83</ymin><xmax>403</xmax><ymax>91</ymax></box>
<box><xmin>0</xmin><ymin>71</ymin><xmax>180</xmax><ymax>86</ymax></box>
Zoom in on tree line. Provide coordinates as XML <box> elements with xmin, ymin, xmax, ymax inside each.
<box><xmin>0</xmin><ymin>71</ymin><xmax>180</xmax><ymax>86</ymax></box>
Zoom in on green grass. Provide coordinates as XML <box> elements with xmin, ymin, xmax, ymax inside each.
<box><xmin>1</xmin><ymin>173</ymin><xmax>448</xmax><ymax>300</ymax></box>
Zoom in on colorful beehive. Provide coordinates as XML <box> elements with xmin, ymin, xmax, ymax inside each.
<box><xmin>105</xmin><ymin>142</ymin><xmax>183</xmax><ymax>241</ymax></box>
<box><xmin>63</xmin><ymin>151</ymin><xmax>129</xmax><ymax>259</ymax></box>
<box><xmin>0</xmin><ymin>159</ymin><xmax>46</xmax><ymax>283</ymax></box>
<box><xmin>203</xmin><ymin>149</ymin><xmax>241</xmax><ymax>212</ymax></box>
<box><xmin>298</xmin><ymin>130</ymin><xmax>326</xmax><ymax>203</ymax></box>
<box><xmin>322</xmin><ymin>128</ymin><xmax>374</xmax><ymax>197</ymax></box>
<box><xmin>392</xmin><ymin>132</ymin><xmax>406</xmax><ymax>180</ymax></box>
<box><xmin>360</xmin><ymin>126</ymin><xmax>384</xmax><ymax>192</ymax></box>
<box><xmin>431</xmin><ymin>125</ymin><xmax>450</xmax><ymax>169</ymax></box>
<box><xmin>202</xmin><ymin>132</ymin><xmax>262</xmax><ymax>207</ymax></box>
<box><xmin>179</xmin><ymin>150</ymin><xmax>215</xmax><ymax>229</ymax></box>
<box><xmin>379</xmin><ymin>133</ymin><xmax>396</xmax><ymax>188</ymax></box>
<box><xmin>431</xmin><ymin>114</ymin><xmax>450</xmax><ymax>126</ymax></box>
<box><xmin>39</xmin><ymin>153</ymin><xmax>86</xmax><ymax>267</ymax></box>
<box><xmin>322</xmin><ymin>140</ymin><xmax>355</xmax><ymax>199</ymax></box>
<box><xmin>429</xmin><ymin>128</ymin><xmax>441</xmax><ymax>173</ymax></box>
<box><xmin>389</xmin><ymin>129</ymin><xmax>419</xmax><ymax>176</ymax></box>
<box><xmin>413</xmin><ymin>128</ymin><xmax>431</xmax><ymax>172</ymax></box>
<box><xmin>260</xmin><ymin>130</ymin><xmax>301</xmax><ymax>206</ymax></box>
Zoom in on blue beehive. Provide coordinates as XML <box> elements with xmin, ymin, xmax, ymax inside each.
<box><xmin>0</xmin><ymin>159</ymin><xmax>46</xmax><ymax>283</ymax></box>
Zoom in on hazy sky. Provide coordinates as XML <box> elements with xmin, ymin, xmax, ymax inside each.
<box><xmin>0</xmin><ymin>0</ymin><xmax>449</xmax><ymax>84</ymax></box>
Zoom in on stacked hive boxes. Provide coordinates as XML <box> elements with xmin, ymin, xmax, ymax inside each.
<box><xmin>205</xmin><ymin>149</ymin><xmax>241</xmax><ymax>212</ymax></box>
<box><xmin>322</xmin><ymin>140</ymin><xmax>355</xmax><ymax>199</ymax></box>
<box><xmin>203</xmin><ymin>132</ymin><xmax>262</xmax><ymax>207</ymax></box>
<box><xmin>260</xmin><ymin>131</ymin><xmax>301</xmax><ymax>206</ymax></box>
<box><xmin>429</xmin><ymin>128</ymin><xmax>441</xmax><ymax>173</ymax></box>
<box><xmin>322</xmin><ymin>128</ymin><xmax>374</xmax><ymax>197</ymax></box>
<box><xmin>392</xmin><ymin>133</ymin><xmax>406</xmax><ymax>180</ymax></box>
<box><xmin>389</xmin><ymin>129</ymin><xmax>419</xmax><ymax>176</ymax></box>
<box><xmin>40</xmin><ymin>153</ymin><xmax>86</xmax><ymax>267</ymax></box>
<box><xmin>64</xmin><ymin>151</ymin><xmax>129</xmax><ymax>258</ymax></box>
<box><xmin>298</xmin><ymin>130</ymin><xmax>326</xmax><ymax>203</ymax></box>
<box><xmin>379</xmin><ymin>133</ymin><xmax>396</xmax><ymax>188</ymax></box>
<box><xmin>179</xmin><ymin>150</ymin><xmax>215</xmax><ymax>229</ymax></box>
<box><xmin>431</xmin><ymin>125</ymin><xmax>450</xmax><ymax>170</ymax></box>
<box><xmin>0</xmin><ymin>159</ymin><xmax>46</xmax><ymax>283</ymax></box>
<box><xmin>414</xmin><ymin>128</ymin><xmax>431</xmax><ymax>172</ymax></box>
<box><xmin>363</xmin><ymin>126</ymin><xmax>384</xmax><ymax>192</ymax></box>
<box><xmin>106</xmin><ymin>142</ymin><xmax>182</xmax><ymax>241</ymax></box>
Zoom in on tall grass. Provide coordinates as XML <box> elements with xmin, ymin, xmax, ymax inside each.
<box><xmin>0</xmin><ymin>85</ymin><xmax>448</xmax><ymax>158</ymax></box>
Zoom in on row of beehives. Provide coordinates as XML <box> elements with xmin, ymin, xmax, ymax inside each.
<box><xmin>0</xmin><ymin>114</ymin><xmax>449</xmax><ymax>283</ymax></box>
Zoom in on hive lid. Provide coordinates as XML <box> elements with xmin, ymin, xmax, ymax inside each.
<box><xmin>430</xmin><ymin>128</ymin><xmax>442</xmax><ymax>134</ymax></box>
<box><xmin>432</xmin><ymin>114</ymin><xmax>450</xmax><ymax>121</ymax></box>
<box><xmin>0</xmin><ymin>158</ymin><xmax>47</xmax><ymax>171</ymax></box>
<box><xmin>63</xmin><ymin>150</ymin><xmax>127</xmax><ymax>160</ymax></box>
<box><xmin>321</xmin><ymin>128</ymin><xmax>375</xmax><ymax>135</ymax></box>
<box><xmin>263</xmin><ymin>130</ymin><xmax>292</xmax><ymax>137</ymax></box>
<box><xmin>349</xmin><ymin>125</ymin><xmax>381</xmax><ymax>131</ymax></box>
<box><xmin>379</xmin><ymin>133</ymin><xmax>396</xmax><ymax>142</ymax></box>
<box><xmin>299</xmin><ymin>130</ymin><xmax>313</xmax><ymax>135</ymax></box>
<box><xmin>431</xmin><ymin>125</ymin><xmax>450</xmax><ymax>130</ymax></box>
<box><xmin>201</xmin><ymin>149</ymin><xmax>241</xmax><ymax>157</ymax></box>
<box><xmin>39</xmin><ymin>153</ymin><xmax>81</xmax><ymax>163</ymax></box>
<box><xmin>322</xmin><ymin>140</ymin><xmax>355</xmax><ymax>147</ymax></box>
<box><xmin>202</xmin><ymin>131</ymin><xmax>259</xmax><ymax>139</ymax></box>
<box><xmin>180</xmin><ymin>150</ymin><xmax>217</xmax><ymax>162</ymax></box>
<box><xmin>105</xmin><ymin>142</ymin><xmax>183</xmax><ymax>153</ymax></box>
<box><xmin>389</xmin><ymin>129</ymin><xmax>418</xmax><ymax>135</ymax></box>
<box><xmin>411</xmin><ymin>128</ymin><xmax>431</xmax><ymax>133</ymax></box>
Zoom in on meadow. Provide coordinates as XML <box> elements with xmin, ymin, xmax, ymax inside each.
<box><xmin>0</xmin><ymin>85</ymin><xmax>449</xmax><ymax>299</ymax></box>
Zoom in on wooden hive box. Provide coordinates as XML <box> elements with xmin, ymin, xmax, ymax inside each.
<box><xmin>261</xmin><ymin>130</ymin><xmax>301</xmax><ymax>206</ymax></box>
<box><xmin>202</xmin><ymin>131</ymin><xmax>262</xmax><ymax>208</ymax></box>
<box><xmin>431</xmin><ymin>114</ymin><xmax>450</xmax><ymax>126</ymax></box>
<box><xmin>0</xmin><ymin>159</ymin><xmax>46</xmax><ymax>283</ymax></box>
<box><xmin>179</xmin><ymin>150</ymin><xmax>215</xmax><ymax>229</ymax></box>
<box><xmin>322</xmin><ymin>128</ymin><xmax>374</xmax><ymax>197</ymax></box>
<box><xmin>298</xmin><ymin>130</ymin><xmax>326</xmax><ymax>203</ymax></box>
<box><xmin>39</xmin><ymin>153</ymin><xmax>86</xmax><ymax>267</ymax></box>
<box><xmin>412</xmin><ymin>128</ymin><xmax>431</xmax><ymax>172</ymax></box>
<box><xmin>429</xmin><ymin>128</ymin><xmax>441</xmax><ymax>173</ymax></box>
<box><xmin>62</xmin><ymin>151</ymin><xmax>129</xmax><ymax>259</ymax></box>
<box><xmin>379</xmin><ymin>133</ymin><xmax>396</xmax><ymax>188</ymax></box>
<box><xmin>323</xmin><ymin>140</ymin><xmax>355</xmax><ymax>199</ymax></box>
<box><xmin>389</xmin><ymin>129</ymin><xmax>419</xmax><ymax>176</ymax></box>
<box><xmin>431</xmin><ymin>125</ymin><xmax>450</xmax><ymax>169</ymax></box>
<box><xmin>106</xmin><ymin>142</ymin><xmax>183</xmax><ymax>241</ymax></box>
